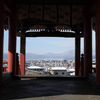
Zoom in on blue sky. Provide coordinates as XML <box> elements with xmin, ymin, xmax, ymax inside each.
<box><xmin>3</xmin><ymin>30</ymin><xmax>95</xmax><ymax>55</ymax></box>
<box><xmin>26</xmin><ymin>37</ymin><xmax>75</xmax><ymax>54</ymax></box>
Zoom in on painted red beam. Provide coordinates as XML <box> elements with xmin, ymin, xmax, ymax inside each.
<box><xmin>3</xmin><ymin>62</ymin><xmax>8</xmax><ymax>64</ymax></box>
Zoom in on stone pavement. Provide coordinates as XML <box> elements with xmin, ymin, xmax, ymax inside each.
<box><xmin>0</xmin><ymin>78</ymin><xmax>100</xmax><ymax>100</ymax></box>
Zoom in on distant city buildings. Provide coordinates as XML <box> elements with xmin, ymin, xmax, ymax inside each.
<box><xmin>25</xmin><ymin>59</ymin><xmax>75</xmax><ymax>75</ymax></box>
<box><xmin>26</xmin><ymin>59</ymin><xmax>75</xmax><ymax>69</ymax></box>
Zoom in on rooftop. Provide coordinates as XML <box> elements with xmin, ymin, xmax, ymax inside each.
<box><xmin>49</xmin><ymin>67</ymin><xmax>67</xmax><ymax>70</ymax></box>
<box><xmin>27</xmin><ymin>66</ymin><xmax>44</xmax><ymax>69</ymax></box>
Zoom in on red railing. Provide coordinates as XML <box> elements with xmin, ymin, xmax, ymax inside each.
<box><xmin>3</xmin><ymin>62</ymin><xmax>8</xmax><ymax>72</ymax></box>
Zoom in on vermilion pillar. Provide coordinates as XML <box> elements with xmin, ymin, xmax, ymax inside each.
<box><xmin>84</xmin><ymin>13</ymin><xmax>92</xmax><ymax>77</ymax></box>
<box><xmin>96</xmin><ymin>0</ymin><xmax>100</xmax><ymax>85</ymax></box>
<box><xmin>8</xmin><ymin>12</ymin><xmax>17</xmax><ymax>75</ymax></box>
<box><xmin>75</xmin><ymin>32</ymin><xmax>80</xmax><ymax>76</ymax></box>
<box><xmin>0</xmin><ymin>0</ymin><xmax>4</xmax><ymax>84</ymax></box>
<box><xmin>20</xmin><ymin>33</ymin><xmax>26</xmax><ymax>75</ymax></box>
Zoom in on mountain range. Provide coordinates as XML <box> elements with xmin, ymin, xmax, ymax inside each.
<box><xmin>26</xmin><ymin>50</ymin><xmax>75</xmax><ymax>59</ymax></box>
<box><xmin>3</xmin><ymin>50</ymin><xmax>95</xmax><ymax>60</ymax></box>
<box><xmin>3</xmin><ymin>50</ymin><xmax>75</xmax><ymax>60</ymax></box>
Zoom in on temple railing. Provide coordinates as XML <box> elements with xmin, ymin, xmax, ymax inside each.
<box><xmin>3</xmin><ymin>62</ymin><xmax>8</xmax><ymax>72</ymax></box>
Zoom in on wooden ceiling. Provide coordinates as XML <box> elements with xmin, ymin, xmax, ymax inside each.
<box><xmin>17</xmin><ymin>4</ymin><xmax>83</xmax><ymax>25</ymax></box>
<box><xmin>16</xmin><ymin>1</ymin><xmax>84</xmax><ymax>31</ymax></box>
<box><xmin>4</xmin><ymin>0</ymin><xmax>95</xmax><ymax>33</ymax></box>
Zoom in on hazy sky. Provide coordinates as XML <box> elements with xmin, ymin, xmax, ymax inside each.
<box><xmin>3</xmin><ymin>30</ymin><xmax>95</xmax><ymax>55</ymax></box>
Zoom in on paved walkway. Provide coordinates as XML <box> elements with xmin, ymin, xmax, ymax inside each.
<box><xmin>0</xmin><ymin>78</ymin><xmax>100</xmax><ymax>100</ymax></box>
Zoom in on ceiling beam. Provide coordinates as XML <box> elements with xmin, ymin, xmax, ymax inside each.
<box><xmin>17</xmin><ymin>31</ymin><xmax>84</xmax><ymax>38</ymax></box>
<box><xmin>26</xmin><ymin>31</ymin><xmax>76</xmax><ymax>38</ymax></box>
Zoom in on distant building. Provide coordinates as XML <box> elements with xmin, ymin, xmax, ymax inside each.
<box><xmin>48</xmin><ymin>67</ymin><xmax>67</xmax><ymax>76</ymax></box>
<box><xmin>27</xmin><ymin>66</ymin><xmax>45</xmax><ymax>73</ymax></box>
